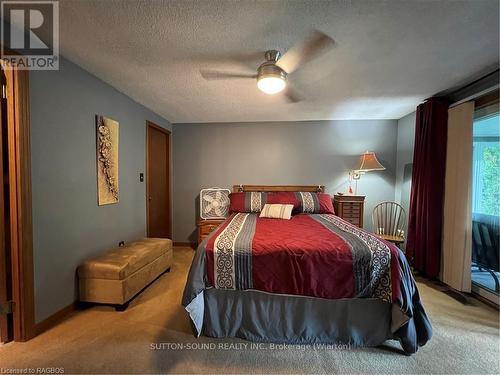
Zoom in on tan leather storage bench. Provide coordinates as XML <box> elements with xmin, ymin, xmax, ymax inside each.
<box><xmin>78</xmin><ymin>238</ymin><xmax>172</xmax><ymax>310</ymax></box>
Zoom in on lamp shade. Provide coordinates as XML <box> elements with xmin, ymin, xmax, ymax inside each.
<box><xmin>355</xmin><ymin>151</ymin><xmax>386</xmax><ymax>172</ymax></box>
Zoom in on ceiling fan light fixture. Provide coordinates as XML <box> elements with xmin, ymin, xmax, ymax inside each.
<box><xmin>256</xmin><ymin>62</ymin><xmax>287</xmax><ymax>95</ymax></box>
<box><xmin>257</xmin><ymin>75</ymin><xmax>286</xmax><ymax>95</ymax></box>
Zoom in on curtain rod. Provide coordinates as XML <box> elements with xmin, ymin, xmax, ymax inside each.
<box><xmin>450</xmin><ymin>84</ymin><xmax>499</xmax><ymax>108</ymax></box>
<box><xmin>448</xmin><ymin>69</ymin><xmax>499</xmax><ymax>107</ymax></box>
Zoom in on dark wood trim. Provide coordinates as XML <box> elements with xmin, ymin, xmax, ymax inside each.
<box><xmin>233</xmin><ymin>185</ymin><xmax>325</xmax><ymax>193</ymax></box>
<box><xmin>34</xmin><ymin>301</ymin><xmax>78</xmax><ymax>336</ymax></box>
<box><xmin>146</xmin><ymin>121</ymin><xmax>171</xmax><ymax>135</ymax></box>
<box><xmin>474</xmin><ymin>90</ymin><xmax>499</xmax><ymax>109</ymax></box>
<box><xmin>173</xmin><ymin>241</ymin><xmax>196</xmax><ymax>248</ymax></box>
<box><xmin>146</xmin><ymin>121</ymin><xmax>172</xmax><ymax>238</ymax></box>
<box><xmin>0</xmin><ymin>64</ymin><xmax>9</xmax><ymax>343</ymax></box>
<box><xmin>2</xmin><ymin>62</ymin><xmax>34</xmax><ymax>341</ymax></box>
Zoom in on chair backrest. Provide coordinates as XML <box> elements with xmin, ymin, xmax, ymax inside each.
<box><xmin>472</xmin><ymin>218</ymin><xmax>499</xmax><ymax>272</ymax></box>
<box><xmin>372</xmin><ymin>201</ymin><xmax>407</xmax><ymax>238</ymax></box>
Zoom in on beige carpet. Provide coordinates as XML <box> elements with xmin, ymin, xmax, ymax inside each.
<box><xmin>0</xmin><ymin>246</ymin><xmax>499</xmax><ymax>374</ymax></box>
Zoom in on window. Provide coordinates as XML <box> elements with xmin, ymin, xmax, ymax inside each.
<box><xmin>471</xmin><ymin>95</ymin><xmax>500</xmax><ymax>300</ymax></box>
<box><xmin>472</xmin><ymin>114</ymin><xmax>500</xmax><ymax>216</ymax></box>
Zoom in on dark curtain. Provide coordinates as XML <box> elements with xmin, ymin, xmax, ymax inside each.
<box><xmin>406</xmin><ymin>97</ymin><xmax>448</xmax><ymax>278</ymax></box>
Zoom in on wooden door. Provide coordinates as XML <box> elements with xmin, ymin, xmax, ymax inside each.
<box><xmin>146</xmin><ymin>122</ymin><xmax>171</xmax><ymax>238</ymax></box>
<box><xmin>0</xmin><ymin>59</ymin><xmax>34</xmax><ymax>342</ymax></box>
<box><xmin>0</xmin><ymin>64</ymin><xmax>12</xmax><ymax>342</ymax></box>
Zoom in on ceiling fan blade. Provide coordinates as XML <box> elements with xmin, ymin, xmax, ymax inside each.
<box><xmin>276</xmin><ymin>30</ymin><xmax>335</xmax><ymax>74</ymax></box>
<box><xmin>200</xmin><ymin>69</ymin><xmax>257</xmax><ymax>80</ymax></box>
<box><xmin>284</xmin><ymin>86</ymin><xmax>304</xmax><ymax>103</ymax></box>
<box><xmin>193</xmin><ymin>51</ymin><xmax>265</xmax><ymax>70</ymax></box>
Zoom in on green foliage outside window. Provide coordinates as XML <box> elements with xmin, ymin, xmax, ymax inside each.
<box><xmin>480</xmin><ymin>145</ymin><xmax>500</xmax><ymax>216</ymax></box>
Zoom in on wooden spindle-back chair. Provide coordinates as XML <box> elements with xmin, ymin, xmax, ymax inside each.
<box><xmin>372</xmin><ymin>201</ymin><xmax>406</xmax><ymax>245</ymax></box>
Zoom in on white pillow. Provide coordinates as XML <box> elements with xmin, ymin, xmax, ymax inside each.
<box><xmin>259</xmin><ymin>204</ymin><xmax>294</xmax><ymax>220</ymax></box>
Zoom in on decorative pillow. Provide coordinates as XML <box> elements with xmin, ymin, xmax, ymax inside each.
<box><xmin>229</xmin><ymin>191</ymin><xmax>335</xmax><ymax>214</ymax></box>
<box><xmin>295</xmin><ymin>192</ymin><xmax>335</xmax><ymax>214</ymax></box>
<box><xmin>259</xmin><ymin>204</ymin><xmax>294</xmax><ymax>220</ymax></box>
<box><xmin>229</xmin><ymin>192</ymin><xmax>267</xmax><ymax>213</ymax></box>
<box><xmin>266</xmin><ymin>191</ymin><xmax>300</xmax><ymax>210</ymax></box>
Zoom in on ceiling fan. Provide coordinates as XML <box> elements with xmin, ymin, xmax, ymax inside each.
<box><xmin>200</xmin><ymin>30</ymin><xmax>335</xmax><ymax>102</ymax></box>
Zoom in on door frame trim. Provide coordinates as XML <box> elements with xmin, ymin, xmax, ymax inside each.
<box><xmin>145</xmin><ymin>121</ymin><xmax>172</xmax><ymax>238</ymax></box>
<box><xmin>1</xmin><ymin>59</ymin><xmax>35</xmax><ymax>341</ymax></box>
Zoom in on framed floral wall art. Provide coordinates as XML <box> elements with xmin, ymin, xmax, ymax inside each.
<box><xmin>96</xmin><ymin>115</ymin><xmax>119</xmax><ymax>205</ymax></box>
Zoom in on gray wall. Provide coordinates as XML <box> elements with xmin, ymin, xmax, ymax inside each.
<box><xmin>30</xmin><ymin>57</ymin><xmax>171</xmax><ymax>323</ymax></box>
<box><xmin>395</xmin><ymin>112</ymin><xmax>416</xmax><ymax>205</ymax></box>
<box><xmin>173</xmin><ymin>120</ymin><xmax>398</xmax><ymax>242</ymax></box>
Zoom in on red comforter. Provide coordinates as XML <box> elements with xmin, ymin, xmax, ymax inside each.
<box><xmin>205</xmin><ymin>213</ymin><xmax>401</xmax><ymax>303</ymax></box>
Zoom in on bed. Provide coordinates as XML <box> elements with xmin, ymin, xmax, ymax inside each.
<box><xmin>182</xmin><ymin>185</ymin><xmax>432</xmax><ymax>354</ymax></box>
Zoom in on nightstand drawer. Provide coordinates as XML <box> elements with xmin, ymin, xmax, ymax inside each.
<box><xmin>200</xmin><ymin>223</ymin><xmax>219</xmax><ymax>235</ymax></box>
<box><xmin>341</xmin><ymin>205</ymin><xmax>361</xmax><ymax>214</ymax></box>
<box><xmin>333</xmin><ymin>195</ymin><xmax>365</xmax><ymax>228</ymax></box>
<box><xmin>342</xmin><ymin>212</ymin><xmax>359</xmax><ymax>220</ymax></box>
<box><xmin>341</xmin><ymin>202</ymin><xmax>358</xmax><ymax>209</ymax></box>
<box><xmin>197</xmin><ymin>219</ymin><xmax>225</xmax><ymax>245</ymax></box>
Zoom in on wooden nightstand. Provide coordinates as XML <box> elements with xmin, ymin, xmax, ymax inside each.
<box><xmin>197</xmin><ymin>219</ymin><xmax>225</xmax><ymax>245</ymax></box>
<box><xmin>333</xmin><ymin>195</ymin><xmax>365</xmax><ymax>228</ymax></box>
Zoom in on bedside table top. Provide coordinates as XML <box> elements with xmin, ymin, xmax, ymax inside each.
<box><xmin>198</xmin><ymin>218</ymin><xmax>225</xmax><ymax>225</ymax></box>
<box><xmin>333</xmin><ymin>194</ymin><xmax>365</xmax><ymax>202</ymax></box>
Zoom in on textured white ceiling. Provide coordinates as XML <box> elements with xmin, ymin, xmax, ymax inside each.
<box><xmin>58</xmin><ymin>0</ymin><xmax>499</xmax><ymax>123</ymax></box>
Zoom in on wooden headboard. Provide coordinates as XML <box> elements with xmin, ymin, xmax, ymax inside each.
<box><xmin>233</xmin><ymin>185</ymin><xmax>325</xmax><ymax>193</ymax></box>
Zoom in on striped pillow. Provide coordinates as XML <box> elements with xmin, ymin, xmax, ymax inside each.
<box><xmin>295</xmin><ymin>192</ymin><xmax>335</xmax><ymax>214</ymax></box>
<box><xmin>229</xmin><ymin>192</ymin><xmax>267</xmax><ymax>213</ymax></box>
<box><xmin>259</xmin><ymin>204</ymin><xmax>294</xmax><ymax>220</ymax></box>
